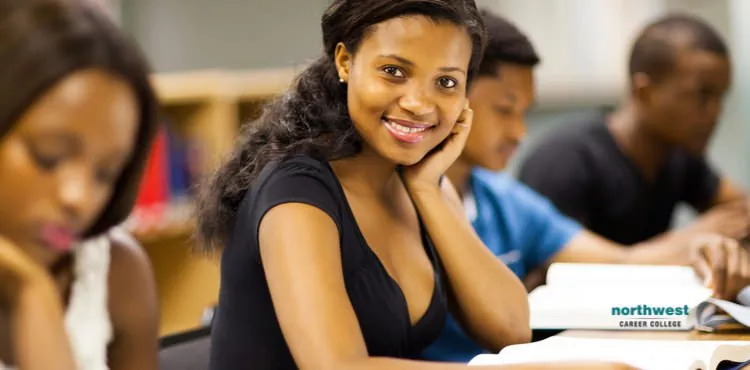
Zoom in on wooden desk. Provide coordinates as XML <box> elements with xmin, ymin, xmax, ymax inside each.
<box><xmin>560</xmin><ymin>330</ymin><xmax>750</xmax><ymax>341</ymax></box>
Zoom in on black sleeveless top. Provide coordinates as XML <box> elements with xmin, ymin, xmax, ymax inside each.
<box><xmin>209</xmin><ymin>154</ymin><xmax>448</xmax><ymax>369</ymax></box>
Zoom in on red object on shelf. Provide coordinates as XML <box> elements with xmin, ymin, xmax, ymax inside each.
<box><xmin>134</xmin><ymin>126</ymin><xmax>170</xmax><ymax>224</ymax></box>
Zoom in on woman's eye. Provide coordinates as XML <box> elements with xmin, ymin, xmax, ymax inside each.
<box><xmin>438</xmin><ymin>77</ymin><xmax>458</xmax><ymax>89</ymax></box>
<box><xmin>31</xmin><ymin>152</ymin><xmax>62</xmax><ymax>171</ymax></box>
<box><xmin>383</xmin><ymin>66</ymin><xmax>404</xmax><ymax>78</ymax></box>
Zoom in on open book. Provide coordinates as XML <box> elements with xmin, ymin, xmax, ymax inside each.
<box><xmin>528</xmin><ymin>263</ymin><xmax>750</xmax><ymax>331</ymax></box>
<box><xmin>695</xmin><ymin>298</ymin><xmax>750</xmax><ymax>333</ymax></box>
<box><xmin>468</xmin><ymin>336</ymin><xmax>750</xmax><ymax>370</ymax></box>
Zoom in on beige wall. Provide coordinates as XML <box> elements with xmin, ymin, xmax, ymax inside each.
<box><xmin>121</xmin><ymin>0</ymin><xmax>330</xmax><ymax>72</ymax></box>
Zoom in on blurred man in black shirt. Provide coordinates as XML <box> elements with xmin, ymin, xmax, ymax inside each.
<box><xmin>519</xmin><ymin>14</ymin><xmax>748</xmax><ymax>255</ymax></box>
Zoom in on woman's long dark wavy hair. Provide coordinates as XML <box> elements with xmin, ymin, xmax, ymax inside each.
<box><xmin>0</xmin><ymin>0</ymin><xmax>159</xmax><ymax>238</ymax></box>
<box><xmin>196</xmin><ymin>0</ymin><xmax>486</xmax><ymax>251</ymax></box>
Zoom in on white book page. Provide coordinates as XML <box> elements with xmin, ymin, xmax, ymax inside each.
<box><xmin>701</xmin><ymin>298</ymin><xmax>750</xmax><ymax>327</ymax></box>
<box><xmin>529</xmin><ymin>263</ymin><xmax>713</xmax><ymax>329</ymax></box>
<box><xmin>468</xmin><ymin>337</ymin><xmax>749</xmax><ymax>370</ymax></box>
<box><xmin>545</xmin><ymin>263</ymin><xmax>704</xmax><ymax>289</ymax></box>
<box><xmin>528</xmin><ymin>281</ymin><xmax>713</xmax><ymax>329</ymax></box>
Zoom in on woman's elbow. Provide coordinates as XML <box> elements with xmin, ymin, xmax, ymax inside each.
<box><xmin>477</xmin><ymin>312</ymin><xmax>531</xmax><ymax>353</ymax></box>
<box><xmin>297</xmin><ymin>352</ymin><xmax>373</xmax><ymax>370</ymax></box>
<box><xmin>504</xmin><ymin>323</ymin><xmax>532</xmax><ymax>347</ymax></box>
<box><xmin>490</xmin><ymin>321</ymin><xmax>531</xmax><ymax>352</ymax></box>
<box><xmin>492</xmin><ymin>293</ymin><xmax>531</xmax><ymax>348</ymax></box>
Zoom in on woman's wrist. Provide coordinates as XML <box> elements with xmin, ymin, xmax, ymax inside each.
<box><xmin>407</xmin><ymin>185</ymin><xmax>444</xmax><ymax>207</ymax></box>
<box><xmin>12</xmin><ymin>272</ymin><xmax>60</xmax><ymax>313</ymax></box>
<box><xmin>405</xmin><ymin>177</ymin><xmax>443</xmax><ymax>197</ymax></box>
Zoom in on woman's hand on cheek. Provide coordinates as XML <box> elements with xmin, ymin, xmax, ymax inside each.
<box><xmin>402</xmin><ymin>100</ymin><xmax>472</xmax><ymax>194</ymax></box>
<box><xmin>0</xmin><ymin>235</ymin><xmax>56</xmax><ymax>309</ymax></box>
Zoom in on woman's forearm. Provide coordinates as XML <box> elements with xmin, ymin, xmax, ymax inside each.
<box><xmin>13</xmin><ymin>280</ymin><xmax>76</xmax><ymax>370</ymax></box>
<box><xmin>409</xmin><ymin>186</ymin><xmax>530</xmax><ymax>351</ymax></box>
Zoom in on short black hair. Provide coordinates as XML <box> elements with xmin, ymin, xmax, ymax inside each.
<box><xmin>628</xmin><ymin>13</ymin><xmax>729</xmax><ymax>83</ymax></box>
<box><xmin>477</xmin><ymin>8</ymin><xmax>540</xmax><ymax>77</ymax></box>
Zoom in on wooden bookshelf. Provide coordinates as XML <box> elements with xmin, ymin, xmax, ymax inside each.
<box><xmin>134</xmin><ymin>68</ymin><xmax>296</xmax><ymax>336</ymax></box>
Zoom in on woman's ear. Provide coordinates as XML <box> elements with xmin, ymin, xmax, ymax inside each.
<box><xmin>334</xmin><ymin>42</ymin><xmax>352</xmax><ymax>83</ymax></box>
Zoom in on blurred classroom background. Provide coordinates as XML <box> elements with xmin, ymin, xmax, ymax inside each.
<box><xmin>97</xmin><ymin>0</ymin><xmax>750</xmax><ymax>340</ymax></box>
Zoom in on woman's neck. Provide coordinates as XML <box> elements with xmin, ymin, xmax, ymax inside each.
<box><xmin>330</xmin><ymin>146</ymin><xmax>401</xmax><ymax>200</ymax></box>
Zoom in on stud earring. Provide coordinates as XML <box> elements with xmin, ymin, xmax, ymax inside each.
<box><xmin>339</xmin><ymin>78</ymin><xmax>345</xmax><ymax>83</ymax></box>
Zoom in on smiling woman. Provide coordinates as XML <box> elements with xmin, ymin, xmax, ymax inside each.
<box><xmin>196</xmin><ymin>1</ymin><xmax>635</xmax><ymax>370</ymax></box>
<box><xmin>338</xmin><ymin>15</ymin><xmax>473</xmax><ymax>164</ymax></box>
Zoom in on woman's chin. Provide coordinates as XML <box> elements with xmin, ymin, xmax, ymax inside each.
<box><xmin>360</xmin><ymin>136</ymin><xmax>435</xmax><ymax>168</ymax></box>
<box><xmin>377</xmin><ymin>146</ymin><xmax>428</xmax><ymax>167</ymax></box>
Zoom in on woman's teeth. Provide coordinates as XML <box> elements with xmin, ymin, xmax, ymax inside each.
<box><xmin>383</xmin><ymin>119</ymin><xmax>427</xmax><ymax>133</ymax></box>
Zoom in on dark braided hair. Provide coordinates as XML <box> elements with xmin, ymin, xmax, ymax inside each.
<box><xmin>196</xmin><ymin>0</ymin><xmax>487</xmax><ymax>251</ymax></box>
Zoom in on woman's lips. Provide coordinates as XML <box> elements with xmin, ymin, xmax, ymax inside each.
<box><xmin>39</xmin><ymin>224</ymin><xmax>76</xmax><ymax>253</ymax></box>
<box><xmin>382</xmin><ymin>117</ymin><xmax>435</xmax><ymax>144</ymax></box>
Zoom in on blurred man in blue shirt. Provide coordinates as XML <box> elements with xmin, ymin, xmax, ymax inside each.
<box><xmin>421</xmin><ymin>9</ymin><xmax>750</xmax><ymax>364</ymax></box>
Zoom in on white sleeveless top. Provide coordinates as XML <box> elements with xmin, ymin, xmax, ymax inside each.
<box><xmin>0</xmin><ymin>233</ymin><xmax>114</xmax><ymax>370</ymax></box>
